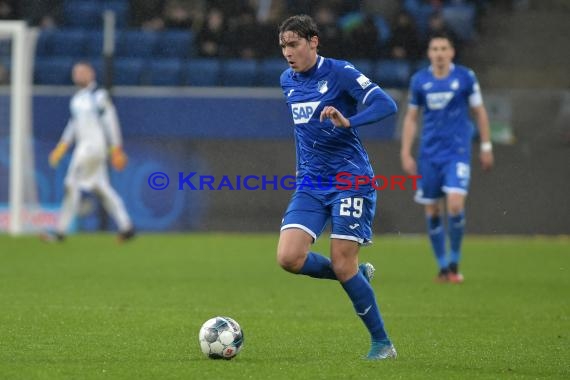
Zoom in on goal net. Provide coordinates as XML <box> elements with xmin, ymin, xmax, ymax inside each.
<box><xmin>0</xmin><ymin>21</ymin><xmax>46</xmax><ymax>235</ymax></box>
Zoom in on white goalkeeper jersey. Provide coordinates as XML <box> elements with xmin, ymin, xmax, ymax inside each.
<box><xmin>59</xmin><ymin>82</ymin><xmax>122</xmax><ymax>157</ymax></box>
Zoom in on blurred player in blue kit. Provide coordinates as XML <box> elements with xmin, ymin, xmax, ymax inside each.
<box><xmin>276</xmin><ymin>15</ymin><xmax>398</xmax><ymax>360</ymax></box>
<box><xmin>400</xmin><ymin>33</ymin><xmax>494</xmax><ymax>283</ymax></box>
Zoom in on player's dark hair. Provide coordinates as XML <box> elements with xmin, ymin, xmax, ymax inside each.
<box><xmin>278</xmin><ymin>14</ymin><xmax>319</xmax><ymax>41</ymax></box>
<box><xmin>428</xmin><ymin>31</ymin><xmax>455</xmax><ymax>48</ymax></box>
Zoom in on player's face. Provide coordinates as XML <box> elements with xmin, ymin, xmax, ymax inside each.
<box><xmin>428</xmin><ymin>38</ymin><xmax>455</xmax><ymax>69</ymax></box>
<box><xmin>72</xmin><ymin>64</ymin><xmax>95</xmax><ymax>87</ymax></box>
<box><xmin>279</xmin><ymin>31</ymin><xmax>318</xmax><ymax>73</ymax></box>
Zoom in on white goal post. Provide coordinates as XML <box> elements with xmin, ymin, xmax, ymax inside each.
<box><xmin>0</xmin><ymin>21</ymin><xmax>36</xmax><ymax>235</ymax></box>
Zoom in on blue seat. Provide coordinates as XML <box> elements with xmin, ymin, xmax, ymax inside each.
<box><xmin>88</xmin><ymin>58</ymin><xmax>104</xmax><ymax>81</ymax></box>
<box><xmin>185</xmin><ymin>58</ymin><xmax>221</xmax><ymax>86</ymax></box>
<box><xmin>257</xmin><ymin>58</ymin><xmax>288</xmax><ymax>87</ymax></box>
<box><xmin>221</xmin><ymin>59</ymin><xmax>257</xmax><ymax>87</ymax></box>
<box><xmin>116</xmin><ymin>31</ymin><xmax>159</xmax><ymax>58</ymax></box>
<box><xmin>49</xmin><ymin>29</ymin><xmax>88</xmax><ymax>57</ymax></box>
<box><xmin>63</xmin><ymin>1</ymin><xmax>103</xmax><ymax>29</ymax></box>
<box><xmin>146</xmin><ymin>59</ymin><xmax>184</xmax><ymax>86</ymax></box>
<box><xmin>114</xmin><ymin>58</ymin><xmax>145</xmax><ymax>85</ymax></box>
<box><xmin>348</xmin><ymin>59</ymin><xmax>375</xmax><ymax>77</ymax></box>
<box><xmin>154</xmin><ymin>31</ymin><xmax>194</xmax><ymax>58</ymax></box>
<box><xmin>35</xmin><ymin>31</ymin><xmax>53</xmax><ymax>57</ymax></box>
<box><xmin>374</xmin><ymin>60</ymin><xmax>412</xmax><ymax>88</ymax></box>
<box><xmin>84</xmin><ymin>31</ymin><xmax>104</xmax><ymax>57</ymax></box>
<box><xmin>414</xmin><ymin>59</ymin><xmax>430</xmax><ymax>72</ymax></box>
<box><xmin>34</xmin><ymin>57</ymin><xmax>74</xmax><ymax>85</ymax></box>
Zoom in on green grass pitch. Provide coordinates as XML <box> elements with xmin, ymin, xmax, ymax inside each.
<box><xmin>0</xmin><ymin>233</ymin><xmax>568</xmax><ymax>379</ymax></box>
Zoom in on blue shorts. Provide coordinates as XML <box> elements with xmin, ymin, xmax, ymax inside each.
<box><xmin>280</xmin><ymin>189</ymin><xmax>376</xmax><ymax>245</ymax></box>
<box><xmin>414</xmin><ymin>158</ymin><xmax>471</xmax><ymax>204</ymax></box>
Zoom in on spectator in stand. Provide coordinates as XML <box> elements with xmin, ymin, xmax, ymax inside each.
<box><xmin>17</xmin><ymin>0</ymin><xmax>62</xmax><ymax>28</ymax></box>
<box><xmin>224</xmin><ymin>5</ymin><xmax>263</xmax><ymax>59</ymax></box>
<box><xmin>362</xmin><ymin>0</ymin><xmax>400</xmax><ymax>23</ymax></box>
<box><xmin>388</xmin><ymin>10</ymin><xmax>421</xmax><ymax>60</ymax></box>
<box><xmin>0</xmin><ymin>0</ymin><xmax>15</xmax><ymax>20</ymax></box>
<box><xmin>163</xmin><ymin>0</ymin><xmax>206</xmax><ymax>30</ymax></box>
<box><xmin>313</xmin><ymin>4</ymin><xmax>343</xmax><ymax>58</ymax></box>
<box><xmin>129</xmin><ymin>0</ymin><xmax>165</xmax><ymax>31</ymax></box>
<box><xmin>195</xmin><ymin>7</ymin><xmax>227</xmax><ymax>57</ymax></box>
<box><xmin>251</xmin><ymin>0</ymin><xmax>287</xmax><ymax>58</ymax></box>
<box><xmin>342</xmin><ymin>14</ymin><xmax>382</xmax><ymax>59</ymax></box>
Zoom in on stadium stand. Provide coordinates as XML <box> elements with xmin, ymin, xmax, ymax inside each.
<box><xmin>221</xmin><ymin>59</ymin><xmax>258</xmax><ymax>87</ymax></box>
<box><xmin>146</xmin><ymin>58</ymin><xmax>184</xmax><ymax>86</ymax></box>
<box><xmin>31</xmin><ymin>0</ymin><xmax>483</xmax><ymax>87</ymax></box>
<box><xmin>185</xmin><ymin>58</ymin><xmax>222</xmax><ymax>87</ymax></box>
<box><xmin>374</xmin><ymin>59</ymin><xmax>413</xmax><ymax>88</ymax></box>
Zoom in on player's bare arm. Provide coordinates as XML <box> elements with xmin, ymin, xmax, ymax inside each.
<box><xmin>400</xmin><ymin>106</ymin><xmax>419</xmax><ymax>175</ymax></box>
<box><xmin>471</xmin><ymin>105</ymin><xmax>494</xmax><ymax>171</ymax></box>
<box><xmin>320</xmin><ymin>106</ymin><xmax>350</xmax><ymax>128</ymax></box>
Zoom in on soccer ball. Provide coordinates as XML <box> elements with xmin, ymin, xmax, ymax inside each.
<box><xmin>199</xmin><ymin>316</ymin><xmax>244</xmax><ymax>359</ymax></box>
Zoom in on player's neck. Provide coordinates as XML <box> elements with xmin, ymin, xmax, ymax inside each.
<box><xmin>297</xmin><ymin>55</ymin><xmax>319</xmax><ymax>76</ymax></box>
<box><xmin>432</xmin><ymin>64</ymin><xmax>452</xmax><ymax>79</ymax></box>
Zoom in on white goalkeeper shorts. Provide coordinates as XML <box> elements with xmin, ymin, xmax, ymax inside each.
<box><xmin>64</xmin><ymin>145</ymin><xmax>109</xmax><ymax>191</ymax></box>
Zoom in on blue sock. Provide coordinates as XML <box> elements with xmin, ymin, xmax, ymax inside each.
<box><xmin>342</xmin><ymin>272</ymin><xmax>388</xmax><ymax>343</ymax></box>
<box><xmin>448</xmin><ymin>212</ymin><xmax>465</xmax><ymax>266</ymax></box>
<box><xmin>298</xmin><ymin>252</ymin><xmax>336</xmax><ymax>280</ymax></box>
<box><xmin>427</xmin><ymin>215</ymin><xmax>448</xmax><ymax>270</ymax></box>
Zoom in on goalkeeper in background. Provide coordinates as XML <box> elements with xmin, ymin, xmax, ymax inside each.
<box><xmin>42</xmin><ymin>62</ymin><xmax>134</xmax><ymax>242</ymax></box>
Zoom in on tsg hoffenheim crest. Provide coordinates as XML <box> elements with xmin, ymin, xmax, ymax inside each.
<box><xmin>317</xmin><ymin>80</ymin><xmax>328</xmax><ymax>94</ymax></box>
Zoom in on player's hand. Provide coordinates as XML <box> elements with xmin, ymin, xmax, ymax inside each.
<box><xmin>111</xmin><ymin>146</ymin><xmax>128</xmax><ymax>171</ymax></box>
<box><xmin>480</xmin><ymin>151</ymin><xmax>494</xmax><ymax>171</ymax></box>
<box><xmin>49</xmin><ymin>142</ymin><xmax>68</xmax><ymax>168</ymax></box>
<box><xmin>400</xmin><ymin>153</ymin><xmax>417</xmax><ymax>175</ymax></box>
<box><xmin>320</xmin><ymin>106</ymin><xmax>350</xmax><ymax>128</ymax></box>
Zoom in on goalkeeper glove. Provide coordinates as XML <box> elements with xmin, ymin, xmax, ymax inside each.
<box><xmin>111</xmin><ymin>146</ymin><xmax>128</xmax><ymax>171</ymax></box>
<box><xmin>49</xmin><ymin>142</ymin><xmax>68</xmax><ymax>168</ymax></box>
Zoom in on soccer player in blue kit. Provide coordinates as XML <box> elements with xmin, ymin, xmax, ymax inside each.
<box><xmin>400</xmin><ymin>33</ymin><xmax>494</xmax><ymax>283</ymax></box>
<box><xmin>276</xmin><ymin>15</ymin><xmax>398</xmax><ymax>360</ymax></box>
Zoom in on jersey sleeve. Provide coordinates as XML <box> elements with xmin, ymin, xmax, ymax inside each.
<box><xmin>466</xmin><ymin>69</ymin><xmax>483</xmax><ymax>107</ymax></box>
<box><xmin>408</xmin><ymin>73</ymin><xmax>423</xmax><ymax>108</ymax></box>
<box><xmin>336</xmin><ymin>62</ymin><xmax>398</xmax><ymax>127</ymax></box>
<box><xmin>95</xmin><ymin>89</ymin><xmax>123</xmax><ymax>147</ymax></box>
<box><xmin>60</xmin><ymin>119</ymin><xmax>76</xmax><ymax>145</ymax></box>
<box><xmin>59</xmin><ymin>100</ymin><xmax>76</xmax><ymax>144</ymax></box>
<box><xmin>336</xmin><ymin>62</ymin><xmax>380</xmax><ymax>105</ymax></box>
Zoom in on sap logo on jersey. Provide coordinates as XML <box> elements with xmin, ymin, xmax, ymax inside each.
<box><xmin>426</xmin><ymin>92</ymin><xmax>454</xmax><ymax>110</ymax></box>
<box><xmin>291</xmin><ymin>101</ymin><xmax>321</xmax><ymax>124</ymax></box>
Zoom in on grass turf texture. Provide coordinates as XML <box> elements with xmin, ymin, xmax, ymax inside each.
<box><xmin>0</xmin><ymin>234</ymin><xmax>568</xmax><ymax>379</ymax></box>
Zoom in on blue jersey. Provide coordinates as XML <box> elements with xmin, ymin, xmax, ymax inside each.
<box><xmin>409</xmin><ymin>64</ymin><xmax>483</xmax><ymax>162</ymax></box>
<box><xmin>280</xmin><ymin>56</ymin><xmax>396</xmax><ymax>189</ymax></box>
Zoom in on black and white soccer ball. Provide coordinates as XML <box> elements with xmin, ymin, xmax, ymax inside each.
<box><xmin>199</xmin><ymin>316</ymin><xmax>244</xmax><ymax>360</ymax></box>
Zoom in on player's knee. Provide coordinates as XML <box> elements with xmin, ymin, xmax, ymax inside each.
<box><xmin>276</xmin><ymin>246</ymin><xmax>305</xmax><ymax>273</ymax></box>
<box><xmin>331</xmin><ymin>260</ymin><xmax>354</xmax><ymax>283</ymax></box>
<box><xmin>448</xmin><ymin>201</ymin><xmax>464</xmax><ymax>215</ymax></box>
<box><xmin>425</xmin><ymin>203</ymin><xmax>440</xmax><ymax>217</ymax></box>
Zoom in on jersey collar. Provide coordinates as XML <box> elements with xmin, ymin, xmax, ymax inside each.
<box><xmin>428</xmin><ymin>63</ymin><xmax>455</xmax><ymax>78</ymax></box>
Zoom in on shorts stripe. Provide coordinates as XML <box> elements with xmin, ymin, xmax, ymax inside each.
<box><xmin>442</xmin><ymin>186</ymin><xmax>468</xmax><ymax>195</ymax></box>
<box><xmin>330</xmin><ymin>233</ymin><xmax>373</xmax><ymax>246</ymax></box>
<box><xmin>414</xmin><ymin>190</ymin><xmax>441</xmax><ymax>205</ymax></box>
<box><xmin>281</xmin><ymin>223</ymin><xmax>317</xmax><ymax>241</ymax></box>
